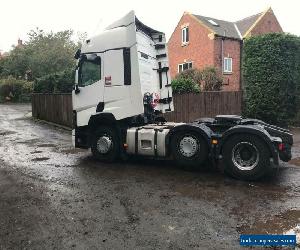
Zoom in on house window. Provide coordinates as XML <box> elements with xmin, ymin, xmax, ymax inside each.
<box><xmin>224</xmin><ymin>57</ymin><xmax>232</xmax><ymax>73</ymax></box>
<box><xmin>182</xmin><ymin>27</ymin><xmax>189</xmax><ymax>44</ymax></box>
<box><xmin>178</xmin><ymin>62</ymin><xmax>192</xmax><ymax>73</ymax></box>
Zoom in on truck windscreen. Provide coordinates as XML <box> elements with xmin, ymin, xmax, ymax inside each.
<box><xmin>78</xmin><ymin>55</ymin><xmax>101</xmax><ymax>87</ymax></box>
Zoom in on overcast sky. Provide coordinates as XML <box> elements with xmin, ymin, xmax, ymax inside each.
<box><xmin>1</xmin><ymin>0</ymin><xmax>299</xmax><ymax>52</ymax></box>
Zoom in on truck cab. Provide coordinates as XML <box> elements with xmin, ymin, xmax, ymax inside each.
<box><xmin>72</xmin><ymin>10</ymin><xmax>173</xmax><ymax>129</ymax></box>
<box><xmin>72</xmin><ymin>11</ymin><xmax>293</xmax><ymax>181</ymax></box>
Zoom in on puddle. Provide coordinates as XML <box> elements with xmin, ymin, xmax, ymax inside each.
<box><xmin>238</xmin><ymin>210</ymin><xmax>300</xmax><ymax>235</ymax></box>
<box><xmin>32</xmin><ymin>157</ymin><xmax>50</xmax><ymax>162</ymax></box>
<box><xmin>174</xmin><ymin>182</ymin><xmax>224</xmax><ymax>201</ymax></box>
<box><xmin>60</xmin><ymin>148</ymin><xmax>87</xmax><ymax>154</ymax></box>
<box><xmin>17</xmin><ymin>138</ymin><xmax>40</xmax><ymax>144</ymax></box>
<box><xmin>37</xmin><ymin>144</ymin><xmax>56</xmax><ymax>148</ymax></box>
<box><xmin>0</xmin><ymin>130</ymin><xmax>16</xmax><ymax>136</ymax></box>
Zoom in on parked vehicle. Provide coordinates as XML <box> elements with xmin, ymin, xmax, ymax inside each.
<box><xmin>72</xmin><ymin>11</ymin><xmax>293</xmax><ymax>180</ymax></box>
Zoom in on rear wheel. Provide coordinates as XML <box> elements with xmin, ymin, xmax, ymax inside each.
<box><xmin>223</xmin><ymin>134</ymin><xmax>270</xmax><ymax>180</ymax></box>
<box><xmin>91</xmin><ymin>126</ymin><xmax>119</xmax><ymax>162</ymax></box>
<box><xmin>171</xmin><ymin>131</ymin><xmax>208</xmax><ymax>168</ymax></box>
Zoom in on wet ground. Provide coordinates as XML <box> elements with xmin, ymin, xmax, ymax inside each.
<box><xmin>0</xmin><ymin>104</ymin><xmax>299</xmax><ymax>250</ymax></box>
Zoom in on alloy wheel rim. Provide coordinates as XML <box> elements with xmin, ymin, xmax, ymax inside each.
<box><xmin>97</xmin><ymin>135</ymin><xmax>113</xmax><ymax>154</ymax></box>
<box><xmin>179</xmin><ymin>136</ymin><xmax>199</xmax><ymax>158</ymax></box>
<box><xmin>232</xmin><ymin>141</ymin><xmax>259</xmax><ymax>171</ymax></box>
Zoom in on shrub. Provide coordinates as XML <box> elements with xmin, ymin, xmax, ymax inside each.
<box><xmin>200</xmin><ymin>67</ymin><xmax>223</xmax><ymax>91</ymax></box>
<box><xmin>0</xmin><ymin>76</ymin><xmax>33</xmax><ymax>102</ymax></box>
<box><xmin>175</xmin><ymin>69</ymin><xmax>202</xmax><ymax>84</ymax></box>
<box><xmin>171</xmin><ymin>77</ymin><xmax>200</xmax><ymax>94</ymax></box>
<box><xmin>243</xmin><ymin>33</ymin><xmax>300</xmax><ymax>126</ymax></box>
<box><xmin>173</xmin><ymin>67</ymin><xmax>222</xmax><ymax>93</ymax></box>
<box><xmin>20</xmin><ymin>81</ymin><xmax>34</xmax><ymax>102</ymax></box>
<box><xmin>34</xmin><ymin>69</ymin><xmax>74</xmax><ymax>93</ymax></box>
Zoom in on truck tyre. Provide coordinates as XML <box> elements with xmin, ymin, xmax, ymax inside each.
<box><xmin>223</xmin><ymin>134</ymin><xmax>270</xmax><ymax>181</ymax></box>
<box><xmin>91</xmin><ymin>126</ymin><xmax>119</xmax><ymax>163</ymax></box>
<box><xmin>171</xmin><ymin>131</ymin><xmax>208</xmax><ymax>168</ymax></box>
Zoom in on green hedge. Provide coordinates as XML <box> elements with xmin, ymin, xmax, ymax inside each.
<box><xmin>243</xmin><ymin>33</ymin><xmax>300</xmax><ymax>126</ymax></box>
<box><xmin>0</xmin><ymin>77</ymin><xmax>33</xmax><ymax>102</ymax></box>
<box><xmin>34</xmin><ymin>69</ymin><xmax>74</xmax><ymax>93</ymax></box>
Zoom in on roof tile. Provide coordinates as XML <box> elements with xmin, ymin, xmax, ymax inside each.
<box><xmin>192</xmin><ymin>10</ymin><xmax>264</xmax><ymax>40</ymax></box>
<box><xmin>235</xmin><ymin>12</ymin><xmax>262</xmax><ymax>37</ymax></box>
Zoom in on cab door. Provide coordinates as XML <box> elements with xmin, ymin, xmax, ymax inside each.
<box><xmin>72</xmin><ymin>53</ymin><xmax>104</xmax><ymax>127</ymax></box>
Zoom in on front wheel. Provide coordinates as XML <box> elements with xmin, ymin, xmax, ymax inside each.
<box><xmin>91</xmin><ymin>126</ymin><xmax>119</xmax><ymax>162</ymax></box>
<box><xmin>170</xmin><ymin>131</ymin><xmax>208</xmax><ymax>168</ymax></box>
<box><xmin>223</xmin><ymin>134</ymin><xmax>271</xmax><ymax>180</ymax></box>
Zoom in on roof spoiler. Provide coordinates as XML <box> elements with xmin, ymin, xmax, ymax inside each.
<box><xmin>105</xmin><ymin>10</ymin><xmax>163</xmax><ymax>36</ymax></box>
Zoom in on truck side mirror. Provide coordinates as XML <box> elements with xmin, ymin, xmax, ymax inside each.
<box><xmin>74</xmin><ymin>49</ymin><xmax>81</xmax><ymax>59</ymax></box>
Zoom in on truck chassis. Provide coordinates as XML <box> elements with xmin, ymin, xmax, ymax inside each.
<box><xmin>73</xmin><ymin>114</ymin><xmax>293</xmax><ymax>181</ymax></box>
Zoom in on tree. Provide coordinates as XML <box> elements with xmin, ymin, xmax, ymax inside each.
<box><xmin>0</xmin><ymin>28</ymin><xmax>79</xmax><ymax>79</ymax></box>
<box><xmin>0</xmin><ymin>47</ymin><xmax>30</xmax><ymax>78</ymax></box>
<box><xmin>243</xmin><ymin>33</ymin><xmax>300</xmax><ymax>126</ymax></box>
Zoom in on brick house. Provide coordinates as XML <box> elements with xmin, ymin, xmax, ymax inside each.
<box><xmin>168</xmin><ymin>7</ymin><xmax>283</xmax><ymax>91</ymax></box>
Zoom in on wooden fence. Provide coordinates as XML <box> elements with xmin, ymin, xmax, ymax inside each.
<box><xmin>32</xmin><ymin>93</ymin><xmax>73</xmax><ymax>127</ymax></box>
<box><xmin>31</xmin><ymin>91</ymin><xmax>242</xmax><ymax>127</ymax></box>
<box><xmin>164</xmin><ymin>91</ymin><xmax>243</xmax><ymax>122</ymax></box>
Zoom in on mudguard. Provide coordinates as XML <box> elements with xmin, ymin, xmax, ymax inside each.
<box><xmin>168</xmin><ymin>123</ymin><xmax>213</xmax><ymax>152</ymax></box>
<box><xmin>217</xmin><ymin>125</ymin><xmax>279</xmax><ymax>165</ymax></box>
<box><xmin>87</xmin><ymin>113</ymin><xmax>118</xmax><ymax>145</ymax></box>
<box><xmin>88</xmin><ymin>113</ymin><xmax>117</xmax><ymax>129</ymax></box>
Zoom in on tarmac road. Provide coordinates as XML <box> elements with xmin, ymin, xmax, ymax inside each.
<box><xmin>0</xmin><ymin>104</ymin><xmax>299</xmax><ymax>250</ymax></box>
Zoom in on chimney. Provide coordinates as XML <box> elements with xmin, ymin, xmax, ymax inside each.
<box><xmin>17</xmin><ymin>38</ymin><xmax>23</xmax><ymax>47</ymax></box>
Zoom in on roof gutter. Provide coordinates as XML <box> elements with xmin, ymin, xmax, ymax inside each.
<box><xmin>214</xmin><ymin>34</ymin><xmax>241</xmax><ymax>41</ymax></box>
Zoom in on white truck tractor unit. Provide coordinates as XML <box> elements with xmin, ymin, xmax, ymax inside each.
<box><xmin>72</xmin><ymin>11</ymin><xmax>293</xmax><ymax>180</ymax></box>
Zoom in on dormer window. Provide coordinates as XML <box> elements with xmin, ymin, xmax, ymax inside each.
<box><xmin>207</xmin><ymin>19</ymin><xmax>219</xmax><ymax>26</ymax></box>
<box><xmin>182</xmin><ymin>27</ymin><xmax>189</xmax><ymax>44</ymax></box>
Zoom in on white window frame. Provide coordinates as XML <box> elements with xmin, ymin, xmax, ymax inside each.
<box><xmin>181</xmin><ymin>27</ymin><xmax>189</xmax><ymax>44</ymax></box>
<box><xmin>178</xmin><ymin>62</ymin><xmax>193</xmax><ymax>73</ymax></box>
<box><xmin>224</xmin><ymin>57</ymin><xmax>232</xmax><ymax>73</ymax></box>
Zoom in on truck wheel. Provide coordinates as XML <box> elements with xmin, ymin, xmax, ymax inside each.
<box><xmin>91</xmin><ymin>126</ymin><xmax>119</xmax><ymax>162</ymax></box>
<box><xmin>171</xmin><ymin>131</ymin><xmax>208</xmax><ymax>168</ymax></box>
<box><xmin>223</xmin><ymin>134</ymin><xmax>270</xmax><ymax>181</ymax></box>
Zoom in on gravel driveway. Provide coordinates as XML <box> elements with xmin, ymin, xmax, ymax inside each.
<box><xmin>0</xmin><ymin>104</ymin><xmax>299</xmax><ymax>249</ymax></box>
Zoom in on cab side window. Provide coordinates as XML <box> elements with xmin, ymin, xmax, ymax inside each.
<box><xmin>79</xmin><ymin>56</ymin><xmax>101</xmax><ymax>87</ymax></box>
